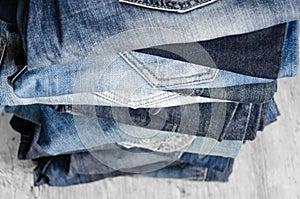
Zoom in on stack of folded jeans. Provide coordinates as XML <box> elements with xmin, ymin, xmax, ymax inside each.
<box><xmin>0</xmin><ymin>0</ymin><xmax>299</xmax><ymax>186</ymax></box>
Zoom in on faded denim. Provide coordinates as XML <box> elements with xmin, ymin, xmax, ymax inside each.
<box><xmin>8</xmin><ymin>104</ymin><xmax>249</xmax><ymax>158</ymax></box>
<box><xmin>278</xmin><ymin>21</ymin><xmax>299</xmax><ymax>78</ymax></box>
<box><xmin>33</xmin><ymin>152</ymin><xmax>234</xmax><ymax>186</ymax></box>
<box><xmin>136</xmin><ymin>21</ymin><xmax>299</xmax><ymax>80</ymax></box>
<box><xmin>55</xmin><ymin>101</ymin><xmax>268</xmax><ymax>141</ymax></box>
<box><xmin>1</xmin><ymin>19</ymin><xmax>277</xmax><ymax>110</ymax></box>
<box><xmin>19</xmin><ymin>0</ymin><xmax>300</xmax><ymax>69</ymax></box>
<box><xmin>10</xmin><ymin>47</ymin><xmax>276</xmax><ymax>107</ymax></box>
<box><xmin>136</xmin><ymin>23</ymin><xmax>287</xmax><ymax>79</ymax></box>
<box><xmin>0</xmin><ymin>22</ymin><xmax>230</xmax><ymax>110</ymax></box>
<box><xmin>12</xmin><ymin>25</ymin><xmax>287</xmax><ymax>102</ymax></box>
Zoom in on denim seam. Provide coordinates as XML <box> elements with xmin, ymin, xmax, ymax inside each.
<box><xmin>123</xmin><ymin>52</ymin><xmax>215</xmax><ymax>81</ymax></box>
<box><xmin>184</xmin><ymin>167</ymin><xmax>207</xmax><ymax>180</ymax></box>
<box><xmin>241</xmin><ymin>104</ymin><xmax>253</xmax><ymax>141</ymax></box>
<box><xmin>120</xmin><ymin>52</ymin><xmax>218</xmax><ymax>88</ymax></box>
<box><xmin>100</xmin><ymin>91</ymin><xmax>177</xmax><ymax>103</ymax></box>
<box><xmin>124</xmin><ymin>51</ymin><xmax>216</xmax><ymax>82</ymax></box>
<box><xmin>95</xmin><ymin>91</ymin><xmax>179</xmax><ymax>107</ymax></box>
<box><xmin>61</xmin><ymin>105</ymin><xmax>194</xmax><ymax>134</ymax></box>
<box><xmin>119</xmin><ymin>0</ymin><xmax>216</xmax><ymax>13</ymax></box>
<box><xmin>217</xmin><ymin>103</ymin><xmax>239</xmax><ymax>141</ymax></box>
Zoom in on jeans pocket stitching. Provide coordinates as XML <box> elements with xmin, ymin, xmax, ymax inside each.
<box><xmin>120</xmin><ymin>51</ymin><xmax>218</xmax><ymax>89</ymax></box>
<box><xmin>96</xmin><ymin>91</ymin><xmax>179</xmax><ymax>108</ymax></box>
<box><xmin>119</xmin><ymin>0</ymin><xmax>217</xmax><ymax>13</ymax></box>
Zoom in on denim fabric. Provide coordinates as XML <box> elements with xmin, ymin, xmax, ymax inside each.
<box><xmin>57</xmin><ymin>101</ymin><xmax>265</xmax><ymax>141</ymax></box>
<box><xmin>9</xmin><ymin>111</ymin><xmax>236</xmax><ymax>181</ymax></box>
<box><xmin>6</xmin><ymin>105</ymin><xmax>42</xmax><ymax>124</ymax></box>
<box><xmin>251</xmin><ymin>98</ymin><xmax>279</xmax><ymax>133</ymax></box>
<box><xmin>136</xmin><ymin>21</ymin><xmax>299</xmax><ymax>79</ymax></box>
<box><xmin>69</xmin><ymin>147</ymin><xmax>231</xmax><ymax>175</ymax></box>
<box><xmin>33</xmin><ymin>152</ymin><xmax>234</xmax><ymax>186</ymax></box>
<box><xmin>0</xmin><ymin>20</ymin><xmax>232</xmax><ymax>110</ymax></box>
<box><xmin>0</xmin><ymin>35</ymin><xmax>6</xmax><ymax>70</ymax></box>
<box><xmin>7</xmin><ymin>99</ymin><xmax>256</xmax><ymax>146</ymax></box>
<box><xmin>10</xmin><ymin>115</ymin><xmax>183</xmax><ymax>170</ymax></box>
<box><xmin>172</xmin><ymin>82</ymin><xmax>277</xmax><ymax>104</ymax></box>
<box><xmin>7</xmin><ymin>103</ymin><xmax>236</xmax><ymax>140</ymax></box>
<box><xmin>262</xmin><ymin>98</ymin><xmax>279</xmax><ymax>129</ymax></box>
<box><xmin>12</xmin><ymin>25</ymin><xmax>283</xmax><ymax>101</ymax></box>
<box><xmin>1</xmin><ymin>19</ymin><xmax>277</xmax><ymax>109</ymax></box>
<box><xmin>0</xmin><ymin>21</ymin><xmax>232</xmax><ymax>110</ymax></box>
<box><xmin>0</xmin><ymin>0</ymin><xmax>18</xmax><ymax>24</ymax></box>
<box><xmin>11</xmin><ymin>54</ymin><xmax>277</xmax><ymax>103</ymax></box>
<box><xmin>9</xmin><ymin>115</ymin><xmax>36</xmax><ymax>160</ymax></box>
<box><xmin>120</xmin><ymin>51</ymin><xmax>274</xmax><ymax>90</ymax></box>
<box><xmin>136</xmin><ymin>23</ymin><xmax>286</xmax><ymax>79</ymax></box>
<box><xmin>34</xmin><ymin>155</ymin><xmax>127</xmax><ymax>186</ymax></box>
<box><xmin>137</xmin><ymin>21</ymin><xmax>299</xmax><ymax>79</ymax></box>
<box><xmin>10</xmin><ymin>46</ymin><xmax>276</xmax><ymax>104</ymax></box>
<box><xmin>8</xmin><ymin>104</ymin><xmax>249</xmax><ymax>158</ymax></box>
<box><xmin>11</xmin><ymin>24</ymin><xmax>281</xmax><ymax>105</ymax></box>
<box><xmin>278</xmin><ymin>21</ymin><xmax>299</xmax><ymax>78</ymax></box>
<box><xmin>20</xmin><ymin>0</ymin><xmax>300</xmax><ymax>69</ymax></box>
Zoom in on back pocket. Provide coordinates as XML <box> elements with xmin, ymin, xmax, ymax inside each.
<box><xmin>119</xmin><ymin>0</ymin><xmax>216</xmax><ymax>13</ymax></box>
<box><xmin>120</xmin><ymin>51</ymin><xmax>218</xmax><ymax>90</ymax></box>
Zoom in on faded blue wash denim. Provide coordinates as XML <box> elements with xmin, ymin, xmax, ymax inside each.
<box><xmin>19</xmin><ymin>0</ymin><xmax>300</xmax><ymax>69</ymax></box>
<box><xmin>9</xmin><ymin>115</ymin><xmax>183</xmax><ymax>171</ymax></box>
<box><xmin>12</xmin><ymin>24</ymin><xmax>287</xmax><ymax>101</ymax></box>
<box><xmin>0</xmin><ymin>19</ymin><xmax>277</xmax><ymax>110</ymax></box>
<box><xmin>8</xmin><ymin>100</ymin><xmax>251</xmax><ymax>144</ymax></box>
<box><xmin>137</xmin><ymin>21</ymin><xmax>299</xmax><ymax>79</ymax></box>
<box><xmin>278</xmin><ymin>21</ymin><xmax>299</xmax><ymax>78</ymax></box>
<box><xmin>169</xmin><ymin>82</ymin><xmax>277</xmax><ymax>104</ymax></box>
<box><xmin>33</xmin><ymin>152</ymin><xmax>234</xmax><ymax>186</ymax></box>
<box><xmin>68</xmin><ymin>147</ymin><xmax>232</xmax><ymax>175</ymax></box>
<box><xmin>53</xmin><ymin>100</ymin><xmax>269</xmax><ymax>141</ymax></box>
<box><xmin>0</xmin><ymin>19</ymin><xmax>232</xmax><ymax>110</ymax></box>
<box><xmin>8</xmin><ymin>104</ymin><xmax>249</xmax><ymax>158</ymax></box>
<box><xmin>262</xmin><ymin>98</ymin><xmax>279</xmax><ymax>128</ymax></box>
<box><xmin>9</xmin><ymin>112</ymin><xmax>235</xmax><ymax>181</ymax></box>
<box><xmin>11</xmin><ymin>49</ymin><xmax>276</xmax><ymax>104</ymax></box>
<box><xmin>8</xmin><ymin>98</ymin><xmax>277</xmax><ymax>160</ymax></box>
<box><xmin>136</xmin><ymin>22</ymin><xmax>289</xmax><ymax>79</ymax></box>
<box><xmin>11</xmin><ymin>23</ymin><xmax>289</xmax><ymax>104</ymax></box>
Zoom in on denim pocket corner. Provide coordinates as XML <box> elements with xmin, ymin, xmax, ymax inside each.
<box><xmin>119</xmin><ymin>0</ymin><xmax>217</xmax><ymax>13</ymax></box>
<box><xmin>120</xmin><ymin>51</ymin><xmax>218</xmax><ymax>90</ymax></box>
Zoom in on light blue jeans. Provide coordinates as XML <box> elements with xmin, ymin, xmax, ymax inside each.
<box><xmin>22</xmin><ymin>0</ymin><xmax>300</xmax><ymax>69</ymax></box>
<box><xmin>11</xmin><ymin>104</ymin><xmax>249</xmax><ymax>158</ymax></box>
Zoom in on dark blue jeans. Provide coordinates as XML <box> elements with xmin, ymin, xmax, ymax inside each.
<box><xmin>7</xmin><ymin>101</ymin><xmax>268</xmax><ymax>145</ymax></box>
<box><xmin>33</xmin><ymin>150</ymin><xmax>234</xmax><ymax>186</ymax></box>
<box><xmin>136</xmin><ymin>23</ymin><xmax>287</xmax><ymax>79</ymax></box>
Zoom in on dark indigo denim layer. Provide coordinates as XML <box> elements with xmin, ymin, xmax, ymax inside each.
<box><xmin>33</xmin><ymin>151</ymin><xmax>234</xmax><ymax>186</ymax></box>
<box><xmin>136</xmin><ymin>23</ymin><xmax>286</xmax><ymax>79</ymax></box>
